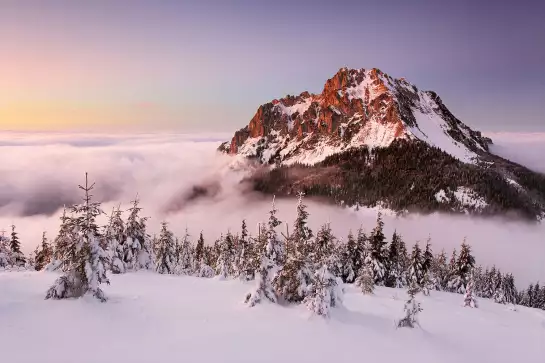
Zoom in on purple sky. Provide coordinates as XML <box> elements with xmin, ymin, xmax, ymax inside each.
<box><xmin>1</xmin><ymin>0</ymin><xmax>543</xmax><ymax>132</ymax></box>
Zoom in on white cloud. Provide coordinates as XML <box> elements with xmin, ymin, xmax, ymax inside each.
<box><xmin>0</xmin><ymin>132</ymin><xmax>543</xmax><ymax>287</ymax></box>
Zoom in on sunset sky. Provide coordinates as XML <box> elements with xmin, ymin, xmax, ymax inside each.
<box><xmin>1</xmin><ymin>0</ymin><xmax>543</xmax><ymax>133</ymax></box>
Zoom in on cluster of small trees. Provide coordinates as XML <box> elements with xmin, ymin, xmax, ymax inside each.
<box><xmin>0</xmin><ymin>225</ymin><xmax>27</xmax><ymax>269</ymax></box>
<box><xmin>2</xmin><ymin>175</ymin><xmax>544</xmax><ymax>319</ymax></box>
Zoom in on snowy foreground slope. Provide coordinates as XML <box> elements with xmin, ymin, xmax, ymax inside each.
<box><xmin>1</xmin><ymin>271</ymin><xmax>544</xmax><ymax>363</ymax></box>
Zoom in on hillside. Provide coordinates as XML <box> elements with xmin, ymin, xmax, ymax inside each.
<box><xmin>220</xmin><ymin>68</ymin><xmax>545</xmax><ymax>219</ymax></box>
<box><xmin>1</xmin><ymin>271</ymin><xmax>543</xmax><ymax>363</ymax></box>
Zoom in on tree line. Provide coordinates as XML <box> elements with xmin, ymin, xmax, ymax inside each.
<box><xmin>0</xmin><ymin>174</ymin><xmax>544</xmax><ymax>318</ymax></box>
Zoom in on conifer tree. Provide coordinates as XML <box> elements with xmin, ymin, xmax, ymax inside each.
<box><xmin>311</xmin><ymin>223</ymin><xmax>336</xmax><ymax>271</ymax></box>
<box><xmin>397</xmin><ymin>282</ymin><xmax>423</xmax><ymax>329</ymax></box>
<box><xmin>48</xmin><ymin>208</ymin><xmax>77</xmax><ymax>272</ymax></box>
<box><xmin>432</xmin><ymin>250</ymin><xmax>449</xmax><ymax>291</ymax></box>
<box><xmin>265</xmin><ymin>197</ymin><xmax>284</xmax><ymax>267</ymax></box>
<box><xmin>176</xmin><ymin>228</ymin><xmax>193</xmax><ymax>274</ymax></box>
<box><xmin>472</xmin><ymin>265</ymin><xmax>484</xmax><ymax>297</ymax></box>
<box><xmin>124</xmin><ymin>197</ymin><xmax>152</xmax><ymax>270</ymax></box>
<box><xmin>199</xmin><ymin>245</ymin><xmax>215</xmax><ymax>276</ymax></box>
<box><xmin>9</xmin><ymin>225</ymin><xmax>26</xmax><ymax>267</ymax></box>
<box><xmin>385</xmin><ymin>231</ymin><xmax>406</xmax><ymax>288</ymax></box>
<box><xmin>273</xmin><ymin>192</ymin><xmax>313</xmax><ymax>303</ymax></box>
<box><xmin>446</xmin><ymin>248</ymin><xmax>458</xmax><ymax>292</ymax></box>
<box><xmin>155</xmin><ymin>222</ymin><xmax>176</xmax><ymax>275</ymax></box>
<box><xmin>365</xmin><ymin>212</ymin><xmax>388</xmax><ymax>285</ymax></box>
<box><xmin>502</xmin><ymin>273</ymin><xmax>517</xmax><ymax>305</ymax></box>
<box><xmin>237</xmin><ymin>220</ymin><xmax>253</xmax><ymax>280</ymax></box>
<box><xmin>354</xmin><ymin>227</ymin><xmax>367</xmax><ymax>277</ymax></box>
<box><xmin>304</xmin><ymin>264</ymin><xmax>343</xmax><ymax>318</ymax></box>
<box><xmin>46</xmin><ymin>173</ymin><xmax>110</xmax><ymax>302</ymax></box>
<box><xmin>0</xmin><ymin>233</ymin><xmax>10</xmax><ymax>268</ymax></box>
<box><xmin>245</xmin><ymin>200</ymin><xmax>284</xmax><ymax>306</ymax></box>
<box><xmin>104</xmin><ymin>207</ymin><xmax>126</xmax><ymax>274</ymax></box>
<box><xmin>448</xmin><ymin>239</ymin><xmax>475</xmax><ymax>294</ymax></box>
<box><xmin>493</xmin><ymin>271</ymin><xmax>507</xmax><ymax>304</ymax></box>
<box><xmin>216</xmin><ymin>232</ymin><xmax>235</xmax><ymax>279</ymax></box>
<box><xmin>422</xmin><ymin>237</ymin><xmax>433</xmax><ymax>275</ymax></box>
<box><xmin>195</xmin><ymin>231</ymin><xmax>205</xmax><ymax>265</ymax></box>
<box><xmin>408</xmin><ymin>242</ymin><xmax>424</xmax><ymax>286</ymax></box>
<box><xmin>355</xmin><ymin>264</ymin><xmax>375</xmax><ymax>295</ymax></box>
<box><xmin>463</xmin><ymin>272</ymin><xmax>478</xmax><ymax>308</ymax></box>
<box><xmin>34</xmin><ymin>232</ymin><xmax>53</xmax><ymax>271</ymax></box>
<box><xmin>340</xmin><ymin>231</ymin><xmax>357</xmax><ymax>283</ymax></box>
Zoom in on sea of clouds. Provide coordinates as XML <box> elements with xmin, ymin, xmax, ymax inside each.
<box><xmin>0</xmin><ymin>131</ymin><xmax>544</xmax><ymax>286</ymax></box>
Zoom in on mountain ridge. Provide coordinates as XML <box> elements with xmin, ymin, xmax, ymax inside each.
<box><xmin>219</xmin><ymin>67</ymin><xmax>545</xmax><ymax>220</ymax></box>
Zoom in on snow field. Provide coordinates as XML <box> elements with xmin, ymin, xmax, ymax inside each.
<box><xmin>1</xmin><ymin>271</ymin><xmax>544</xmax><ymax>363</ymax></box>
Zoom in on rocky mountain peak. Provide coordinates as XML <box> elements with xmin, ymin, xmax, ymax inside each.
<box><xmin>220</xmin><ymin>67</ymin><xmax>491</xmax><ymax>166</ymax></box>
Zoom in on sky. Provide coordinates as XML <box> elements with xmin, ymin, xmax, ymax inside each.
<box><xmin>0</xmin><ymin>0</ymin><xmax>544</xmax><ymax>133</ymax></box>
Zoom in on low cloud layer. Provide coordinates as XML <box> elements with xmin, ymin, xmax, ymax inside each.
<box><xmin>0</xmin><ymin>131</ymin><xmax>544</xmax><ymax>287</ymax></box>
<box><xmin>487</xmin><ymin>132</ymin><xmax>545</xmax><ymax>173</ymax></box>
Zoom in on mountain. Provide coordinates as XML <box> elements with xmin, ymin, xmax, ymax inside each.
<box><xmin>219</xmin><ymin>68</ymin><xmax>545</xmax><ymax>220</ymax></box>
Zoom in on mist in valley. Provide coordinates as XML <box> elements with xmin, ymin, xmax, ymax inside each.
<box><xmin>0</xmin><ymin>131</ymin><xmax>543</xmax><ymax>287</ymax></box>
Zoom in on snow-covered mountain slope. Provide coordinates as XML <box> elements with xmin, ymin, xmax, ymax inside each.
<box><xmin>219</xmin><ymin>68</ymin><xmax>545</xmax><ymax>219</ymax></box>
<box><xmin>219</xmin><ymin>68</ymin><xmax>491</xmax><ymax>166</ymax></box>
<box><xmin>1</xmin><ymin>271</ymin><xmax>544</xmax><ymax>363</ymax></box>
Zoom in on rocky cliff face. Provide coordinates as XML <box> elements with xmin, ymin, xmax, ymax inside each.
<box><xmin>219</xmin><ymin>67</ymin><xmax>545</xmax><ymax>220</ymax></box>
<box><xmin>220</xmin><ymin>68</ymin><xmax>491</xmax><ymax>166</ymax></box>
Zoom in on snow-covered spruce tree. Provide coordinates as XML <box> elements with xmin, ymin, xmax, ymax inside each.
<box><xmin>304</xmin><ymin>264</ymin><xmax>343</xmax><ymax>318</ymax></box>
<box><xmin>273</xmin><ymin>192</ymin><xmax>313</xmax><ymax>303</ymax></box>
<box><xmin>448</xmin><ymin>239</ymin><xmax>475</xmax><ymax>294</ymax></box>
<box><xmin>472</xmin><ymin>265</ymin><xmax>484</xmax><ymax>297</ymax></box>
<box><xmin>385</xmin><ymin>231</ymin><xmax>406</xmax><ymax>288</ymax></box>
<box><xmin>104</xmin><ymin>207</ymin><xmax>126</xmax><ymax>274</ymax></box>
<box><xmin>9</xmin><ymin>225</ymin><xmax>26</xmax><ymax>267</ymax></box>
<box><xmin>244</xmin><ymin>251</ymin><xmax>277</xmax><ymax>307</ymax></box>
<box><xmin>340</xmin><ymin>230</ymin><xmax>357</xmax><ymax>283</ymax></box>
<box><xmin>365</xmin><ymin>212</ymin><xmax>388</xmax><ymax>285</ymax></box>
<box><xmin>34</xmin><ymin>232</ymin><xmax>53</xmax><ymax>271</ymax></box>
<box><xmin>193</xmin><ymin>233</ymin><xmax>213</xmax><ymax>278</ymax></box>
<box><xmin>535</xmin><ymin>284</ymin><xmax>545</xmax><ymax>310</ymax></box>
<box><xmin>198</xmin><ymin>245</ymin><xmax>216</xmax><ymax>278</ymax></box>
<box><xmin>408</xmin><ymin>242</ymin><xmax>424</xmax><ymax>287</ymax></box>
<box><xmin>0</xmin><ymin>233</ymin><xmax>10</xmax><ymax>268</ymax></box>
<box><xmin>502</xmin><ymin>273</ymin><xmax>518</xmax><ymax>305</ymax></box>
<box><xmin>480</xmin><ymin>266</ymin><xmax>496</xmax><ymax>299</ymax></box>
<box><xmin>354</xmin><ymin>227</ymin><xmax>367</xmax><ymax>279</ymax></box>
<box><xmin>463</xmin><ymin>272</ymin><xmax>478</xmax><ymax>308</ymax></box>
<box><xmin>433</xmin><ymin>250</ymin><xmax>449</xmax><ymax>291</ymax></box>
<box><xmin>264</xmin><ymin>197</ymin><xmax>283</xmax><ymax>269</ymax></box>
<box><xmin>238</xmin><ymin>220</ymin><xmax>256</xmax><ymax>281</ymax></box>
<box><xmin>311</xmin><ymin>223</ymin><xmax>336</xmax><ymax>271</ymax></box>
<box><xmin>47</xmin><ymin>208</ymin><xmax>77</xmax><ymax>272</ymax></box>
<box><xmin>236</xmin><ymin>220</ymin><xmax>250</xmax><ymax>280</ymax></box>
<box><xmin>195</xmin><ymin>231</ymin><xmax>205</xmax><ymax>266</ymax></box>
<box><xmin>397</xmin><ymin>281</ymin><xmax>423</xmax><ymax>329</ymax></box>
<box><xmin>446</xmin><ymin>248</ymin><xmax>458</xmax><ymax>292</ymax></box>
<box><xmin>45</xmin><ymin>173</ymin><xmax>110</xmax><ymax>302</ymax></box>
<box><xmin>155</xmin><ymin>222</ymin><xmax>176</xmax><ymax>275</ymax></box>
<box><xmin>176</xmin><ymin>228</ymin><xmax>193</xmax><ymax>274</ymax></box>
<box><xmin>422</xmin><ymin>237</ymin><xmax>433</xmax><ymax>276</ymax></box>
<box><xmin>124</xmin><ymin>197</ymin><xmax>153</xmax><ymax>270</ymax></box>
<box><xmin>493</xmin><ymin>270</ymin><xmax>507</xmax><ymax>304</ymax></box>
<box><xmin>355</xmin><ymin>264</ymin><xmax>374</xmax><ymax>295</ymax></box>
<box><xmin>245</xmin><ymin>199</ymin><xmax>284</xmax><ymax>306</ymax></box>
<box><xmin>216</xmin><ymin>232</ymin><xmax>236</xmax><ymax>279</ymax></box>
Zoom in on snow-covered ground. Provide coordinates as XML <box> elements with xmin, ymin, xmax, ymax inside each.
<box><xmin>1</xmin><ymin>271</ymin><xmax>543</xmax><ymax>363</ymax></box>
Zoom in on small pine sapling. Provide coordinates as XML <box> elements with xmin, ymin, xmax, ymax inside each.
<box><xmin>397</xmin><ymin>282</ymin><xmax>423</xmax><ymax>329</ymax></box>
